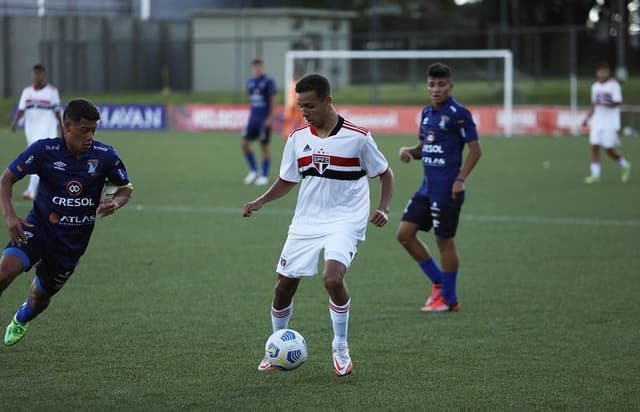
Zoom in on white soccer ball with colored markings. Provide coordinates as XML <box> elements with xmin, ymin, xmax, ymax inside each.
<box><xmin>264</xmin><ymin>329</ymin><xmax>308</xmax><ymax>370</ymax></box>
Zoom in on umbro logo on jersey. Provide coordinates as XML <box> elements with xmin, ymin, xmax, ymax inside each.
<box><xmin>53</xmin><ymin>161</ymin><xmax>67</xmax><ymax>171</ymax></box>
<box><xmin>303</xmin><ymin>144</ymin><xmax>312</xmax><ymax>152</ymax></box>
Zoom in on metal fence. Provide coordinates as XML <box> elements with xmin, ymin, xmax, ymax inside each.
<box><xmin>1</xmin><ymin>15</ymin><xmax>638</xmax><ymax>99</ymax></box>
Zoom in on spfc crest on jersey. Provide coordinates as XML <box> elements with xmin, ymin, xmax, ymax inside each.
<box><xmin>87</xmin><ymin>159</ymin><xmax>99</xmax><ymax>175</ymax></box>
<box><xmin>312</xmin><ymin>154</ymin><xmax>330</xmax><ymax>174</ymax></box>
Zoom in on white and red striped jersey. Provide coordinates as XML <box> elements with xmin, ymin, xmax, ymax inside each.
<box><xmin>590</xmin><ymin>78</ymin><xmax>622</xmax><ymax>131</ymax></box>
<box><xmin>18</xmin><ymin>83</ymin><xmax>62</xmax><ymax>141</ymax></box>
<box><xmin>280</xmin><ymin>116</ymin><xmax>389</xmax><ymax>239</ymax></box>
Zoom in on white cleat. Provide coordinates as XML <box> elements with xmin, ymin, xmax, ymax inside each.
<box><xmin>332</xmin><ymin>344</ymin><xmax>353</xmax><ymax>377</ymax></box>
<box><xmin>258</xmin><ymin>355</ymin><xmax>275</xmax><ymax>371</ymax></box>
<box><xmin>244</xmin><ymin>171</ymin><xmax>258</xmax><ymax>185</ymax></box>
<box><xmin>255</xmin><ymin>176</ymin><xmax>269</xmax><ymax>186</ymax></box>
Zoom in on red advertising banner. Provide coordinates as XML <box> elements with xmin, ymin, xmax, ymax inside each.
<box><xmin>169</xmin><ymin>104</ymin><xmax>589</xmax><ymax>136</ymax></box>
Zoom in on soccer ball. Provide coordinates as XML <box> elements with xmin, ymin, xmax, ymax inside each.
<box><xmin>264</xmin><ymin>329</ymin><xmax>308</xmax><ymax>370</ymax></box>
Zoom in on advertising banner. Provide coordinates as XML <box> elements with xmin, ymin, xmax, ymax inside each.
<box><xmin>168</xmin><ymin>103</ymin><xmax>590</xmax><ymax>136</ymax></box>
<box><xmin>97</xmin><ymin>104</ymin><xmax>167</xmax><ymax>130</ymax></box>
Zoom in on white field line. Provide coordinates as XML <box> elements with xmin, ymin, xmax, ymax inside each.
<box><xmin>13</xmin><ymin>201</ymin><xmax>640</xmax><ymax>226</ymax></box>
<box><xmin>122</xmin><ymin>203</ymin><xmax>639</xmax><ymax>227</ymax></box>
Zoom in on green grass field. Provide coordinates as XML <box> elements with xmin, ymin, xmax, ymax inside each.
<box><xmin>0</xmin><ymin>129</ymin><xmax>639</xmax><ymax>411</ymax></box>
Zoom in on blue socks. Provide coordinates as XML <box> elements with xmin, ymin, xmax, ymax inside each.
<box><xmin>262</xmin><ymin>159</ymin><xmax>270</xmax><ymax>177</ymax></box>
<box><xmin>419</xmin><ymin>258</ymin><xmax>442</xmax><ymax>285</ymax></box>
<box><xmin>441</xmin><ymin>271</ymin><xmax>458</xmax><ymax>304</ymax></box>
<box><xmin>16</xmin><ymin>300</ymin><xmax>39</xmax><ymax>323</ymax></box>
<box><xmin>245</xmin><ymin>152</ymin><xmax>257</xmax><ymax>172</ymax></box>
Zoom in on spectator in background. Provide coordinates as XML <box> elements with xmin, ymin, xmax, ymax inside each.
<box><xmin>10</xmin><ymin>64</ymin><xmax>64</xmax><ymax>200</ymax></box>
<box><xmin>242</xmin><ymin>58</ymin><xmax>277</xmax><ymax>186</ymax></box>
<box><xmin>582</xmin><ymin>62</ymin><xmax>631</xmax><ymax>183</ymax></box>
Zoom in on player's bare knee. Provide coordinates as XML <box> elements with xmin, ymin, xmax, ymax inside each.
<box><xmin>323</xmin><ymin>272</ymin><xmax>344</xmax><ymax>292</ymax></box>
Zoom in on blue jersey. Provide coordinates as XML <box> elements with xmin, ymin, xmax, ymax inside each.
<box><xmin>417</xmin><ymin>97</ymin><xmax>478</xmax><ymax>199</ymax></box>
<box><xmin>247</xmin><ymin>74</ymin><xmax>276</xmax><ymax>123</ymax></box>
<box><xmin>8</xmin><ymin>137</ymin><xmax>131</xmax><ymax>254</ymax></box>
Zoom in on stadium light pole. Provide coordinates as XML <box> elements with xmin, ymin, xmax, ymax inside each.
<box><xmin>616</xmin><ymin>0</ymin><xmax>628</xmax><ymax>80</ymax></box>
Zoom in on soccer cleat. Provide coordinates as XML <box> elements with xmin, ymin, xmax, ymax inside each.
<box><xmin>4</xmin><ymin>316</ymin><xmax>30</xmax><ymax>346</ymax></box>
<box><xmin>584</xmin><ymin>175</ymin><xmax>600</xmax><ymax>184</ymax></box>
<box><xmin>255</xmin><ymin>176</ymin><xmax>269</xmax><ymax>186</ymax></box>
<box><xmin>423</xmin><ymin>296</ymin><xmax>460</xmax><ymax>313</ymax></box>
<box><xmin>243</xmin><ymin>171</ymin><xmax>258</xmax><ymax>185</ymax></box>
<box><xmin>332</xmin><ymin>343</ymin><xmax>353</xmax><ymax>377</ymax></box>
<box><xmin>420</xmin><ymin>284</ymin><xmax>442</xmax><ymax>312</ymax></box>
<box><xmin>257</xmin><ymin>355</ymin><xmax>276</xmax><ymax>371</ymax></box>
<box><xmin>621</xmin><ymin>163</ymin><xmax>631</xmax><ymax>183</ymax></box>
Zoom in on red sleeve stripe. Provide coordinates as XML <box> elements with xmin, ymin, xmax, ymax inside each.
<box><xmin>290</xmin><ymin>123</ymin><xmax>310</xmax><ymax>135</ymax></box>
<box><xmin>342</xmin><ymin>120</ymin><xmax>369</xmax><ymax>135</ymax></box>
<box><xmin>297</xmin><ymin>155</ymin><xmax>361</xmax><ymax>168</ymax></box>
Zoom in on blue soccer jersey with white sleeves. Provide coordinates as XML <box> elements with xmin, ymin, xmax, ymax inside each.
<box><xmin>417</xmin><ymin>96</ymin><xmax>478</xmax><ymax>200</ymax></box>
<box><xmin>8</xmin><ymin>137</ymin><xmax>131</xmax><ymax>254</ymax></box>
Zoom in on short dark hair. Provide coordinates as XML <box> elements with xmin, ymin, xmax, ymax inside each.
<box><xmin>295</xmin><ymin>73</ymin><xmax>331</xmax><ymax>99</ymax></box>
<box><xmin>63</xmin><ymin>98</ymin><xmax>101</xmax><ymax>123</ymax></box>
<box><xmin>251</xmin><ymin>58</ymin><xmax>264</xmax><ymax>65</ymax></box>
<box><xmin>427</xmin><ymin>62</ymin><xmax>452</xmax><ymax>79</ymax></box>
<box><xmin>33</xmin><ymin>63</ymin><xmax>46</xmax><ymax>72</ymax></box>
<box><xmin>596</xmin><ymin>61</ymin><xmax>610</xmax><ymax>70</ymax></box>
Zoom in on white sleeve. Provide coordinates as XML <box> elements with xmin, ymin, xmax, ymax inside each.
<box><xmin>590</xmin><ymin>83</ymin><xmax>596</xmax><ymax>105</ymax></box>
<box><xmin>361</xmin><ymin>133</ymin><xmax>389</xmax><ymax>178</ymax></box>
<box><xmin>612</xmin><ymin>81</ymin><xmax>622</xmax><ymax>103</ymax></box>
<box><xmin>17</xmin><ymin>88</ymin><xmax>28</xmax><ymax>110</ymax></box>
<box><xmin>52</xmin><ymin>87</ymin><xmax>62</xmax><ymax>111</ymax></box>
<box><xmin>279</xmin><ymin>135</ymin><xmax>302</xmax><ymax>183</ymax></box>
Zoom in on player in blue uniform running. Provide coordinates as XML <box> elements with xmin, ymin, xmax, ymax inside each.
<box><xmin>0</xmin><ymin>98</ymin><xmax>133</xmax><ymax>345</ymax></box>
<box><xmin>242</xmin><ymin>58</ymin><xmax>277</xmax><ymax>186</ymax></box>
<box><xmin>396</xmin><ymin>63</ymin><xmax>481</xmax><ymax>312</ymax></box>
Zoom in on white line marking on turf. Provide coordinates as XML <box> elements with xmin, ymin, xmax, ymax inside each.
<box><xmin>13</xmin><ymin>201</ymin><xmax>640</xmax><ymax>226</ymax></box>
<box><xmin>125</xmin><ymin>204</ymin><xmax>640</xmax><ymax>226</ymax></box>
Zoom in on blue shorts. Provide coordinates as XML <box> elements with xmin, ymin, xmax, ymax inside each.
<box><xmin>2</xmin><ymin>223</ymin><xmax>82</xmax><ymax>295</ymax></box>
<box><xmin>243</xmin><ymin>121</ymin><xmax>271</xmax><ymax>143</ymax></box>
<box><xmin>401</xmin><ymin>192</ymin><xmax>465</xmax><ymax>239</ymax></box>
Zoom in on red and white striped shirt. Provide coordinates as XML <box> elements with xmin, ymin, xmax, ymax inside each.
<box><xmin>280</xmin><ymin>116</ymin><xmax>389</xmax><ymax>239</ymax></box>
<box><xmin>18</xmin><ymin>83</ymin><xmax>61</xmax><ymax>141</ymax></box>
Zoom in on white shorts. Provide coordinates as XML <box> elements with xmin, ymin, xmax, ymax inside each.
<box><xmin>275</xmin><ymin>230</ymin><xmax>359</xmax><ymax>278</ymax></box>
<box><xmin>589</xmin><ymin>129</ymin><xmax>620</xmax><ymax>149</ymax></box>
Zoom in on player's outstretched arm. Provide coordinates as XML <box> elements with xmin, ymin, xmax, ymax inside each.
<box><xmin>10</xmin><ymin>110</ymin><xmax>25</xmax><ymax>132</ymax></box>
<box><xmin>370</xmin><ymin>168</ymin><xmax>394</xmax><ymax>227</ymax></box>
<box><xmin>0</xmin><ymin>169</ymin><xmax>32</xmax><ymax>246</ymax></box>
<box><xmin>243</xmin><ymin>178</ymin><xmax>297</xmax><ymax>217</ymax></box>
<box><xmin>98</xmin><ymin>186</ymin><xmax>133</xmax><ymax>217</ymax></box>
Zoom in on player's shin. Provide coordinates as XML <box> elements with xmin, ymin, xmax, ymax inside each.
<box><xmin>329</xmin><ymin>298</ymin><xmax>350</xmax><ymax>349</ymax></box>
<box><xmin>271</xmin><ymin>303</ymin><xmax>293</xmax><ymax>332</ymax></box>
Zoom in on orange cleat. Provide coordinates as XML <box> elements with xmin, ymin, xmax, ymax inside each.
<box><xmin>420</xmin><ymin>284</ymin><xmax>442</xmax><ymax>312</ymax></box>
<box><xmin>423</xmin><ymin>296</ymin><xmax>460</xmax><ymax>312</ymax></box>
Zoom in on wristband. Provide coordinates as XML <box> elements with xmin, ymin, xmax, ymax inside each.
<box><xmin>455</xmin><ymin>178</ymin><xmax>465</xmax><ymax>183</ymax></box>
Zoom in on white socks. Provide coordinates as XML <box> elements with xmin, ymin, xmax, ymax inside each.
<box><xmin>271</xmin><ymin>303</ymin><xmax>293</xmax><ymax>332</ymax></box>
<box><xmin>329</xmin><ymin>298</ymin><xmax>350</xmax><ymax>349</ymax></box>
